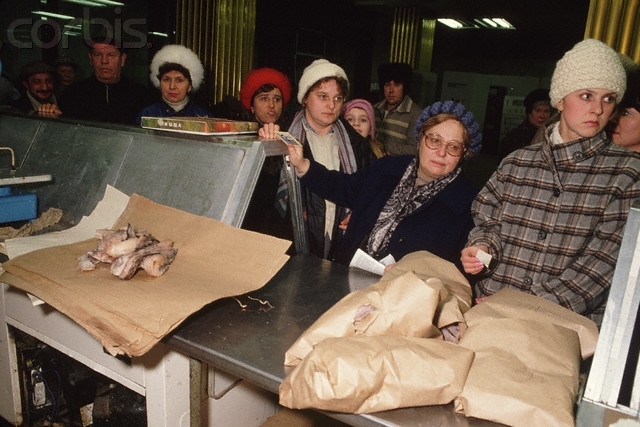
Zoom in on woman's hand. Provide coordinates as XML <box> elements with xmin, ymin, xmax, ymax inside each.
<box><xmin>258</xmin><ymin>123</ymin><xmax>280</xmax><ymax>139</ymax></box>
<box><xmin>286</xmin><ymin>142</ymin><xmax>309</xmax><ymax>176</ymax></box>
<box><xmin>461</xmin><ymin>245</ymin><xmax>489</xmax><ymax>275</ymax></box>
<box><xmin>339</xmin><ymin>213</ymin><xmax>351</xmax><ymax>230</ymax></box>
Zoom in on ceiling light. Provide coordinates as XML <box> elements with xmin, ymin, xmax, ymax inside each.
<box><xmin>482</xmin><ymin>18</ymin><xmax>498</xmax><ymax>28</ymax></box>
<box><xmin>492</xmin><ymin>18</ymin><xmax>515</xmax><ymax>29</ymax></box>
<box><xmin>437</xmin><ymin>19</ymin><xmax>464</xmax><ymax>29</ymax></box>
<box><xmin>93</xmin><ymin>0</ymin><xmax>125</xmax><ymax>5</ymax></box>
<box><xmin>32</xmin><ymin>10</ymin><xmax>76</xmax><ymax>20</ymax></box>
<box><xmin>477</xmin><ymin>18</ymin><xmax>515</xmax><ymax>30</ymax></box>
<box><xmin>61</xmin><ymin>0</ymin><xmax>108</xmax><ymax>7</ymax></box>
<box><xmin>438</xmin><ymin>17</ymin><xmax>515</xmax><ymax>30</ymax></box>
<box><xmin>149</xmin><ymin>31</ymin><xmax>168</xmax><ymax>37</ymax></box>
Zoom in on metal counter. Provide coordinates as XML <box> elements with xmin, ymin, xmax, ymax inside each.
<box><xmin>168</xmin><ymin>254</ymin><xmax>503</xmax><ymax>427</ymax></box>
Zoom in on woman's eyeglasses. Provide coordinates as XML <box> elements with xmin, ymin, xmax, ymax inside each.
<box><xmin>420</xmin><ymin>132</ymin><xmax>465</xmax><ymax>157</ymax></box>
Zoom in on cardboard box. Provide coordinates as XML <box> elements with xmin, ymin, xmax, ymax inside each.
<box><xmin>141</xmin><ymin>116</ymin><xmax>259</xmax><ymax>135</ymax></box>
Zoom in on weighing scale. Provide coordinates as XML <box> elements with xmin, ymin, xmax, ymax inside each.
<box><xmin>0</xmin><ymin>146</ymin><xmax>51</xmax><ymax>223</ymax></box>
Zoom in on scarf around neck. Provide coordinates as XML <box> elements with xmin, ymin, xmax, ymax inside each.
<box><xmin>275</xmin><ymin>110</ymin><xmax>359</xmax><ymax>216</ymax></box>
<box><xmin>288</xmin><ymin>109</ymin><xmax>358</xmax><ymax>174</ymax></box>
<box><xmin>366</xmin><ymin>158</ymin><xmax>460</xmax><ymax>258</ymax></box>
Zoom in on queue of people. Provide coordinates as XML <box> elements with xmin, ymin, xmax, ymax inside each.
<box><xmin>4</xmin><ymin>36</ymin><xmax>640</xmax><ymax>330</ymax></box>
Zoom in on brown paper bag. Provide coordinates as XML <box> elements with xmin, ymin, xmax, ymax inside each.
<box><xmin>464</xmin><ymin>288</ymin><xmax>599</xmax><ymax>359</ymax></box>
<box><xmin>280</xmin><ymin>335</ymin><xmax>474</xmax><ymax>414</ymax></box>
<box><xmin>284</xmin><ymin>271</ymin><xmax>443</xmax><ymax>367</ymax></box>
<box><xmin>455</xmin><ymin>318</ymin><xmax>581</xmax><ymax>427</ymax></box>
<box><xmin>381</xmin><ymin>251</ymin><xmax>473</xmax><ymax>329</ymax></box>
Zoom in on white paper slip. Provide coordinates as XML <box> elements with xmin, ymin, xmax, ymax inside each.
<box><xmin>349</xmin><ymin>249</ymin><xmax>386</xmax><ymax>276</ymax></box>
<box><xmin>476</xmin><ymin>249</ymin><xmax>492</xmax><ymax>268</ymax></box>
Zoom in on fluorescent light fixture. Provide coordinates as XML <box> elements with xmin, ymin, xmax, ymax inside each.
<box><xmin>149</xmin><ymin>31</ymin><xmax>168</xmax><ymax>37</ymax></box>
<box><xmin>437</xmin><ymin>19</ymin><xmax>464</xmax><ymax>29</ymax></box>
<box><xmin>476</xmin><ymin>17</ymin><xmax>515</xmax><ymax>30</ymax></box>
<box><xmin>61</xmin><ymin>0</ymin><xmax>108</xmax><ymax>7</ymax></box>
<box><xmin>93</xmin><ymin>0</ymin><xmax>125</xmax><ymax>5</ymax></box>
<box><xmin>492</xmin><ymin>18</ymin><xmax>514</xmax><ymax>29</ymax></box>
<box><xmin>440</xmin><ymin>17</ymin><xmax>515</xmax><ymax>30</ymax></box>
<box><xmin>482</xmin><ymin>18</ymin><xmax>498</xmax><ymax>28</ymax></box>
<box><xmin>32</xmin><ymin>10</ymin><xmax>76</xmax><ymax>20</ymax></box>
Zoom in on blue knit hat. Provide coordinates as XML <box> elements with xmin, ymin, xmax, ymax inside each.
<box><xmin>414</xmin><ymin>100</ymin><xmax>482</xmax><ymax>157</ymax></box>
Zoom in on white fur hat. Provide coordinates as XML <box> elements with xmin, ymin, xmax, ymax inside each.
<box><xmin>550</xmin><ymin>39</ymin><xmax>626</xmax><ymax>106</ymax></box>
<box><xmin>150</xmin><ymin>44</ymin><xmax>205</xmax><ymax>91</ymax></box>
<box><xmin>297</xmin><ymin>59</ymin><xmax>348</xmax><ymax>104</ymax></box>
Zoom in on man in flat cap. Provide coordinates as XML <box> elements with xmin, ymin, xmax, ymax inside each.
<box><xmin>13</xmin><ymin>60</ymin><xmax>58</xmax><ymax>116</ymax></box>
<box><xmin>373</xmin><ymin>62</ymin><xmax>422</xmax><ymax>156</ymax></box>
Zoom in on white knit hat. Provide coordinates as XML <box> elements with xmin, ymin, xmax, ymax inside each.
<box><xmin>550</xmin><ymin>38</ymin><xmax>626</xmax><ymax>106</ymax></box>
<box><xmin>297</xmin><ymin>59</ymin><xmax>348</xmax><ymax>104</ymax></box>
<box><xmin>150</xmin><ymin>44</ymin><xmax>205</xmax><ymax>90</ymax></box>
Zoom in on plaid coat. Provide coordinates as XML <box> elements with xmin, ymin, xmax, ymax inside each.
<box><xmin>468</xmin><ymin>123</ymin><xmax>640</xmax><ymax>327</ymax></box>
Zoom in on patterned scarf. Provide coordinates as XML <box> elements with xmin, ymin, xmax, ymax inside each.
<box><xmin>366</xmin><ymin>158</ymin><xmax>460</xmax><ymax>257</ymax></box>
<box><xmin>275</xmin><ymin>110</ymin><xmax>358</xmax><ymax>216</ymax></box>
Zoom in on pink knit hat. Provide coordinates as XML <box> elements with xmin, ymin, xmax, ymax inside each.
<box><xmin>342</xmin><ymin>98</ymin><xmax>375</xmax><ymax>139</ymax></box>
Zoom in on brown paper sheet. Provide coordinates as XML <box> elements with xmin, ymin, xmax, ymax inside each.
<box><xmin>455</xmin><ymin>318</ymin><xmax>581</xmax><ymax>427</ymax></box>
<box><xmin>1</xmin><ymin>194</ymin><xmax>291</xmax><ymax>356</ymax></box>
<box><xmin>280</xmin><ymin>335</ymin><xmax>474</xmax><ymax>414</ymax></box>
<box><xmin>464</xmin><ymin>288</ymin><xmax>599</xmax><ymax>359</ymax></box>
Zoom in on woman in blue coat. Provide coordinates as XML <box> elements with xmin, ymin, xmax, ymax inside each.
<box><xmin>136</xmin><ymin>44</ymin><xmax>212</xmax><ymax>124</ymax></box>
<box><xmin>283</xmin><ymin>100</ymin><xmax>482</xmax><ymax>272</ymax></box>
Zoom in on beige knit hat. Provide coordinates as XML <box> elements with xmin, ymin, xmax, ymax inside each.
<box><xmin>550</xmin><ymin>39</ymin><xmax>626</xmax><ymax>106</ymax></box>
<box><xmin>297</xmin><ymin>59</ymin><xmax>348</xmax><ymax>104</ymax></box>
<box><xmin>618</xmin><ymin>52</ymin><xmax>640</xmax><ymax>74</ymax></box>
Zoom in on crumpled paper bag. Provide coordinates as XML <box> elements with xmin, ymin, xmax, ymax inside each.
<box><xmin>380</xmin><ymin>251</ymin><xmax>473</xmax><ymax>329</ymax></box>
<box><xmin>284</xmin><ymin>270</ymin><xmax>444</xmax><ymax>367</ymax></box>
<box><xmin>464</xmin><ymin>288</ymin><xmax>599</xmax><ymax>359</ymax></box>
<box><xmin>455</xmin><ymin>318</ymin><xmax>581</xmax><ymax>427</ymax></box>
<box><xmin>280</xmin><ymin>335</ymin><xmax>474</xmax><ymax>413</ymax></box>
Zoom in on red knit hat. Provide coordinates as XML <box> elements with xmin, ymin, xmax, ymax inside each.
<box><xmin>239</xmin><ymin>68</ymin><xmax>292</xmax><ymax>110</ymax></box>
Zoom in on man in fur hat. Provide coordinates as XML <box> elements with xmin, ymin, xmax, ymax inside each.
<box><xmin>373</xmin><ymin>62</ymin><xmax>422</xmax><ymax>156</ymax></box>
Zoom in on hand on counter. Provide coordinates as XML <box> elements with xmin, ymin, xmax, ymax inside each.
<box><xmin>258</xmin><ymin>122</ymin><xmax>280</xmax><ymax>139</ymax></box>
<box><xmin>38</xmin><ymin>103</ymin><xmax>62</xmax><ymax>118</ymax></box>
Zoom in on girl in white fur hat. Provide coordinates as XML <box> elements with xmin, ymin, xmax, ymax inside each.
<box><xmin>136</xmin><ymin>44</ymin><xmax>212</xmax><ymax>124</ymax></box>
